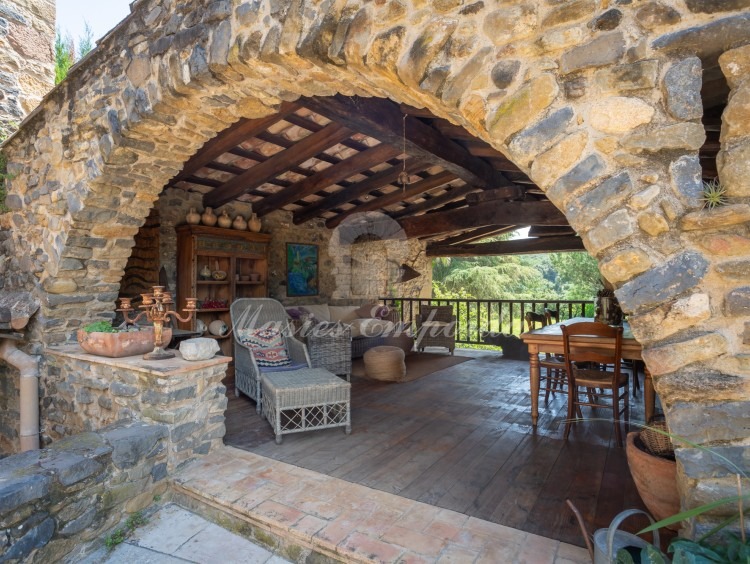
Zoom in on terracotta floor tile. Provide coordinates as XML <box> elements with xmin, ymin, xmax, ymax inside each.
<box><xmin>354</xmin><ymin>507</ymin><xmax>406</xmax><ymax>536</ymax></box>
<box><xmin>315</xmin><ymin>513</ymin><xmax>364</xmax><ymax>546</ymax></box>
<box><xmin>253</xmin><ymin>499</ymin><xmax>306</xmax><ymax>527</ymax></box>
<box><xmin>234</xmin><ymin>482</ymin><xmax>284</xmax><ymax>511</ymax></box>
<box><xmin>397</xmin><ymin>552</ymin><xmax>432</xmax><ymax>564</ymax></box>
<box><xmin>381</xmin><ymin>525</ymin><xmax>447</xmax><ymax>557</ymax></box>
<box><xmin>554</xmin><ymin>542</ymin><xmax>590</xmax><ymax>564</ymax></box>
<box><xmin>475</xmin><ymin>542</ymin><xmax>523</xmax><ymax>563</ymax></box>
<box><xmin>436</xmin><ymin>543</ymin><xmax>481</xmax><ymax>563</ymax></box>
<box><xmin>397</xmin><ymin>504</ymin><xmax>440</xmax><ymax>532</ymax></box>
<box><xmin>452</xmin><ymin>529</ymin><xmax>492</xmax><ymax>552</ymax></box>
<box><xmin>515</xmin><ymin>536</ymin><xmax>558</xmax><ymax>564</ymax></box>
<box><xmin>339</xmin><ymin>531</ymin><xmax>405</xmax><ymax>563</ymax></box>
<box><xmin>290</xmin><ymin>514</ymin><xmax>328</xmax><ymax>539</ymax></box>
<box><xmin>433</xmin><ymin>509</ymin><xmax>469</xmax><ymax>529</ymax></box>
<box><xmin>423</xmin><ymin>520</ymin><xmax>463</xmax><ymax>542</ymax></box>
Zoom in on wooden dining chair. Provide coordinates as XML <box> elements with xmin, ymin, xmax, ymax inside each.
<box><xmin>525</xmin><ymin>311</ymin><xmax>566</xmax><ymax>405</ymax></box>
<box><xmin>561</xmin><ymin>321</ymin><xmax>629</xmax><ymax>447</ymax></box>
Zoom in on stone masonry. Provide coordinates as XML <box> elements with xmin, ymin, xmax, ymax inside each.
<box><xmin>44</xmin><ymin>347</ymin><xmax>229</xmax><ymax>472</ymax></box>
<box><xmin>0</xmin><ymin>0</ymin><xmax>747</xmax><ymax>535</ymax></box>
<box><xmin>0</xmin><ymin>420</ymin><xmax>169</xmax><ymax>562</ymax></box>
<box><xmin>0</xmin><ymin>0</ymin><xmax>54</xmax><ymax>137</ymax></box>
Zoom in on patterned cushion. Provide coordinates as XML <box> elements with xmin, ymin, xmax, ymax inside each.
<box><xmin>238</xmin><ymin>326</ymin><xmax>292</xmax><ymax>368</ymax></box>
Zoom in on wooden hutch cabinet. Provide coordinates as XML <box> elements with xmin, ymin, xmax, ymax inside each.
<box><xmin>176</xmin><ymin>225</ymin><xmax>270</xmax><ymax>357</ymax></box>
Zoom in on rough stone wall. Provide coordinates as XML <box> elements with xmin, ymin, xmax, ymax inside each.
<box><xmin>0</xmin><ymin>363</ymin><xmax>19</xmax><ymax>453</ymax></box>
<box><xmin>0</xmin><ymin>0</ymin><xmax>747</xmax><ymax>535</ymax></box>
<box><xmin>0</xmin><ymin>0</ymin><xmax>54</xmax><ymax>135</ymax></box>
<box><xmin>44</xmin><ymin>349</ymin><xmax>228</xmax><ymax>472</ymax></box>
<box><xmin>0</xmin><ymin>420</ymin><xmax>169</xmax><ymax>562</ymax></box>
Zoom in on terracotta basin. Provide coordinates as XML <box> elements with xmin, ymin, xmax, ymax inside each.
<box><xmin>626</xmin><ymin>431</ymin><xmax>681</xmax><ymax>530</ymax></box>
<box><xmin>76</xmin><ymin>328</ymin><xmax>172</xmax><ymax>358</ymax></box>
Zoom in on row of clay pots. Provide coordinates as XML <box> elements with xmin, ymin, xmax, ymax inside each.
<box><xmin>186</xmin><ymin>207</ymin><xmax>262</xmax><ymax>232</ymax></box>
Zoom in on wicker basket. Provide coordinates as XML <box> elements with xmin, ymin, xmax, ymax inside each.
<box><xmin>640</xmin><ymin>417</ymin><xmax>674</xmax><ymax>458</ymax></box>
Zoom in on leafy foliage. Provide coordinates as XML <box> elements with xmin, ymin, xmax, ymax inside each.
<box><xmin>104</xmin><ymin>511</ymin><xmax>148</xmax><ymax>551</ymax></box>
<box><xmin>55</xmin><ymin>21</ymin><xmax>95</xmax><ymax>84</ymax></box>
<box><xmin>83</xmin><ymin>321</ymin><xmax>117</xmax><ymax>333</ymax></box>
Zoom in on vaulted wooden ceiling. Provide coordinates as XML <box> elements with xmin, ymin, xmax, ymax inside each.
<box><xmin>168</xmin><ymin>92</ymin><xmax>724</xmax><ymax>257</ymax></box>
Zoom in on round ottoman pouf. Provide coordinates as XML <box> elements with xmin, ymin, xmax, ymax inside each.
<box><xmin>363</xmin><ymin>346</ymin><xmax>406</xmax><ymax>382</ymax></box>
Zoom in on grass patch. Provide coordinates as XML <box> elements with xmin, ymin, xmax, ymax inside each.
<box><xmin>104</xmin><ymin>511</ymin><xmax>148</xmax><ymax>551</ymax></box>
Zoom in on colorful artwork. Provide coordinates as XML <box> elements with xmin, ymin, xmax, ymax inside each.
<box><xmin>286</xmin><ymin>243</ymin><xmax>319</xmax><ymax>297</ymax></box>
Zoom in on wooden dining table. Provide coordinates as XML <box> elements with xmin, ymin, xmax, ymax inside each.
<box><xmin>520</xmin><ymin>317</ymin><xmax>655</xmax><ymax>427</ymax></box>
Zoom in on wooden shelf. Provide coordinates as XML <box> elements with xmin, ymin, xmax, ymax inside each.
<box><xmin>197</xmin><ymin>280</ymin><xmax>230</xmax><ymax>285</ymax></box>
<box><xmin>236</xmin><ymin>281</ymin><xmax>264</xmax><ymax>285</ymax></box>
<box><xmin>204</xmin><ymin>333</ymin><xmax>232</xmax><ymax>340</ymax></box>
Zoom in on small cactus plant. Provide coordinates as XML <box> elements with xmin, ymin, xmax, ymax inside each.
<box><xmin>702</xmin><ymin>178</ymin><xmax>728</xmax><ymax>210</ymax></box>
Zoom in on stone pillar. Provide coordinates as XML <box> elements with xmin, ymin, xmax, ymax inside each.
<box><xmin>0</xmin><ymin>0</ymin><xmax>55</xmax><ymax>134</ymax></box>
<box><xmin>44</xmin><ymin>346</ymin><xmax>229</xmax><ymax>472</ymax></box>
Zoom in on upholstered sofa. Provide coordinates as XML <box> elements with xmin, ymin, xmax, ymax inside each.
<box><xmin>286</xmin><ymin>303</ymin><xmax>405</xmax><ymax>358</ymax></box>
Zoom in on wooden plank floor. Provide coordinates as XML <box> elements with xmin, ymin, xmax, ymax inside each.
<box><xmin>224</xmin><ymin>350</ymin><xmax>654</xmax><ymax>547</ymax></box>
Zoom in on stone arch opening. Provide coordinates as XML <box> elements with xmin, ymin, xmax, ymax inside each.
<box><xmin>0</xmin><ymin>1</ymin><xmax>748</xmax><ymax>531</ymax></box>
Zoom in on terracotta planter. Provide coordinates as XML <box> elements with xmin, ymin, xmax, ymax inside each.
<box><xmin>626</xmin><ymin>431</ymin><xmax>681</xmax><ymax>531</ymax></box>
<box><xmin>77</xmin><ymin>328</ymin><xmax>172</xmax><ymax>358</ymax></box>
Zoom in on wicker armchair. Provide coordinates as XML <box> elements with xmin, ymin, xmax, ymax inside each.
<box><xmin>416</xmin><ymin>305</ymin><xmax>456</xmax><ymax>354</ymax></box>
<box><xmin>231</xmin><ymin>298</ymin><xmax>311</xmax><ymax>413</ymax></box>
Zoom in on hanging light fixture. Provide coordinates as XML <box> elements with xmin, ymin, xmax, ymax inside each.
<box><xmin>397</xmin><ymin>113</ymin><xmax>410</xmax><ymax>192</ymax></box>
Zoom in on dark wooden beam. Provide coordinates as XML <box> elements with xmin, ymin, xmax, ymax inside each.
<box><xmin>427</xmin><ymin>236</ymin><xmax>585</xmax><ymax>257</ymax></box>
<box><xmin>171</xmin><ymin>103</ymin><xmax>298</xmax><ymax>183</ymax></box>
<box><xmin>528</xmin><ymin>225</ymin><xmax>576</xmax><ymax>237</ymax></box>
<box><xmin>204</xmin><ymin>123</ymin><xmax>353</xmax><ymax>208</ymax></box>
<box><xmin>253</xmin><ymin>143</ymin><xmax>401</xmax><ymax>217</ymax></box>
<box><xmin>390</xmin><ymin>184</ymin><xmax>479</xmax><ymax>219</ymax></box>
<box><xmin>434</xmin><ymin>225</ymin><xmax>519</xmax><ymax>246</ymax></box>
<box><xmin>301</xmin><ymin>95</ymin><xmax>511</xmax><ymax>189</ymax></box>
<box><xmin>293</xmin><ymin>157</ymin><xmax>428</xmax><ymax>224</ymax></box>
<box><xmin>466</xmin><ymin>186</ymin><xmax>525</xmax><ymax>205</ymax></box>
<box><xmin>325</xmin><ymin>171</ymin><xmax>456</xmax><ymax>229</ymax></box>
<box><xmin>399</xmin><ymin>201</ymin><xmax>569</xmax><ymax>239</ymax></box>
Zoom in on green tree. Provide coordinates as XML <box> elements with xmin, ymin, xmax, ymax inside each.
<box><xmin>54</xmin><ymin>30</ymin><xmax>74</xmax><ymax>84</ymax></box>
<box><xmin>54</xmin><ymin>22</ymin><xmax>95</xmax><ymax>84</ymax></box>
<box><xmin>549</xmin><ymin>252</ymin><xmax>601</xmax><ymax>299</ymax></box>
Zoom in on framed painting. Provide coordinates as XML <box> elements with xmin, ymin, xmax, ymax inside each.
<box><xmin>286</xmin><ymin>243</ymin><xmax>319</xmax><ymax>297</ymax></box>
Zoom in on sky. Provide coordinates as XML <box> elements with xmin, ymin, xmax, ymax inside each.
<box><xmin>56</xmin><ymin>0</ymin><xmax>132</xmax><ymax>45</ymax></box>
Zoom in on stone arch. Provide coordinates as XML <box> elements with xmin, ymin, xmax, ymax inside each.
<box><xmin>2</xmin><ymin>1</ymin><xmax>750</xmax><ymax>525</ymax></box>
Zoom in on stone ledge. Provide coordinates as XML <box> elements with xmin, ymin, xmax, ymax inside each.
<box><xmin>44</xmin><ymin>344</ymin><xmax>231</xmax><ymax>377</ymax></box>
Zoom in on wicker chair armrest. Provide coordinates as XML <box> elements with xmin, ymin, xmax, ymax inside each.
<box><xmin>382</xmin><ymin>309</ymin><xmax>401</xmax><ymax>324</ymax></box>
<box><xmin>234</xmin><ymin>340</ymin><xmax>261</xmax><ymax>378</ymax></box>
<box><xmin>286</xmin><ymin>334</ymin><xmax>312</xmax><ymax>366</ymax></box>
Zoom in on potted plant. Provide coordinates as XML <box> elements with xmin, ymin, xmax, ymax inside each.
<box><xmin>617</xmin><ymin>423</ymin><xmax>749</xmax><ymax>563</ymax></box>
<box><xmin>626</xmin><ymin>421</ymin><xmax>681</xmax><ymax>530</ymax></box>
<box><xmin>76</xmin><ymin>321</ymin><xmax>172</xmax><ymax>358</ymax></box>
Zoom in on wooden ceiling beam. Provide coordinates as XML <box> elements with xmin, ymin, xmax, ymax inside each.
<box><xmin>435</xmin><ymin>225</ymin><xmax>519</xmax><ymax>246</ymax></box>
<box><xmin>326</xmin><ymin>171</ymin><xmax>456</xmax><ymax>229</ymax></box>
<box><xmin>171</xmin><ymin>102</ymin><xmax>298</xmax><ymax>184</ymax></box>
<box><xmin>466</xmin><ymin>186</ymin><xmax>525</xmax><ymax>205</ymax></box>
<box><xmin>399</xmin><ymin>201</ymin><xmax>569</xmax><ymax>238</ymax></box>
<box><xmin>293</xmin><ymin>157</ymin><xmax>428</xmax><ymax>224</ymax></box>
<box><xmin>204</xmin><ymin>122</ymin><xmax>353</xmax><ymax>208</ymax></box>
<box><xmin>302</xmin><ymin>95</ymin><xmax>512</xmax><ymax>189</ymax></box>
<box><xmin>527</xmin><ymin>225</ymin><xmax>576</xmax><ymax>237</ymax></box>
<box><xmin>391</xmin><ymin>184</ymin><xmax>479</xmax><ymax>219</ymax></box>
<box><xmin>254</xmin><ymin>143</ymin><xmax>401</xmax><ymax>217</ymax></box>
<box><xmin>427</xmin><ymin>236</ymin><xmax>585</xmax><ymax>257</ymax></box>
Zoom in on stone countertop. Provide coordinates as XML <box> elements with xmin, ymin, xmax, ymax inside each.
<box><xmin>45</xmin><ymin>345</ymin><xmax>231</xmax><ymax>377</ymax></box>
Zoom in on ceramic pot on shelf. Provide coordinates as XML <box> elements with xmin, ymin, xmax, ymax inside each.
<box><xmin>199</xmin><ymin>264</ymin><xmax>212</xmax><ymax>280</ymax></box>
<box><xmin>186</xmin><ymin>207</ymin><xmax>201</xmax><ymax>225</ymax></box>
<box><xmin>233</xmin><ymin>215</ymin><xmax>248</xmax><ymax>230</ymax></box>
<box><xmin>217</xmin><ymin>210</ymin><xmax>232</xmax><ymax>228</ymax></box>
<box><xmin>248</xmin><ymin>213</ymin><xmax>261</xmax><ymax>233</ymax></box>
<box><xmin>201</xmin><ymin>207</ymin><xmax>217</xmax><ymax>226</ymax></box>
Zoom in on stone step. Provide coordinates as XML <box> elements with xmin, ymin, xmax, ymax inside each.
<box><xmin>170</xmin><ymin>446</ymin><xmax>589</xmax><ymax>563</ymax></box>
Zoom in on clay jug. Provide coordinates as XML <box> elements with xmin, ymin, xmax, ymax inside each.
<box><xmin>186</xmin><ymin>207</ymin><xmax>201</xmax><ymax>225</ymax></box>
<box><xmin>201</xmin><ymin>207</ymin><xmax>217</xmax><ymax>226</ymax></box>
<box><xmin>217</xmin><ymin>210</ymin><xmax>232</xmax><ymax>228</ymax></box>
<box><xmin>233</xmin><ymin>215</ymin><xmax>248</xmax><ymax>230</ymax></box>
<box><xmin>248</xmin><ymin>213</ymin><xmax>262</xmax><ymax>233</ymax></box>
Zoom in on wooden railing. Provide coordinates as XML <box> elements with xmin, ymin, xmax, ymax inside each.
<box><xmin>379</xmin><ymin>297</ymin><xmax>596</xmax><ymax>345</ymax></box>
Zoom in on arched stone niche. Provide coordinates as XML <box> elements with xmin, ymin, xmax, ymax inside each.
<box><xmin>1</xmin><ymin>0</ymin><xmax>749</xmax><ymax>533</ymax></box>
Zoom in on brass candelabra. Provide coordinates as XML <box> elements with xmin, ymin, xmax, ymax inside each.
<box><xmin>117</xmin><ymin>286</ymin><xmax>198</xmax><ymax>360</ymax></box>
